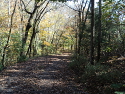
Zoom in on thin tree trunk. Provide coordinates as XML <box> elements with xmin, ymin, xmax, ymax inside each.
<box><xmin>77</xmin><ymin>2</ymin><xmax>90</xmax><ymax>55</ymax></box>
<box><xmin>20</xmin><ymin>0</ymin><xmax>41</xmax><ymax>57</ymax></box>
<box><xmin>20</xmin><ymin>11</ymin><xmax>35</xmax><ymax>57</ymax></box>
<box><xmin>1</xmin><ymin>0</ymin><xmax>17</xmax><ymax>67</ymax></box>
<box><xmin>26</xmin><ymin>26</ymin><xmax>36</xmax><ymax>57</ymax></box>
<box><xmin>90</xmin><ymin>0</ymin><xmax>94</xmax><ymax>65</ymax></box>
<box><xmin>26</xmin><ymin>1</ymin><xmax>49</xmax><ymax>57</ymax></box>
<box><xmin>97</xmin><ymin>0</ymin><xmax>102</xmax><ymax>62</ymax></box>
<box><xmin>123</xmin><ymin>38</ymin><xmax>125</xmax><ymax>56</ymax></box>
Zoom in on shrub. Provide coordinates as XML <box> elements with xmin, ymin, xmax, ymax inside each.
<box><xmin>17</xmin><ymin>55</ymin><xmax>27</xmax><ymax>63</ymax></box>
<box><xmin>81</xmin><ymin>63</ymin><xmax>109</xmax><ymax>82</ymax></box>
<box><xmin>97</xmin><ymin>70</ymin><xmax>122</xmax><ymax>83</ymax></box>
<box><xmin>81</xmin><ymin>63</ymin><xmax>122</xmax><ymax>83</ymax></box>
<box><xmin>0</xmin><ymin>63</ymin><xmax>4</xmax><ymax>71</ymax></box>
<box><xmin>69</xmin><ymin>55</ymin><xmax>87</xmax><ymax>74</ymax></box>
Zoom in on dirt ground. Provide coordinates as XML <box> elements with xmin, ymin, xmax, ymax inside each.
<box><xmin>0</xmin><ymin>53</ymin><xmax>87</xmax><ymax>94</ymax></box>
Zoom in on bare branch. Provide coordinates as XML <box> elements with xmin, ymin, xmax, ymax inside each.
<box><xmin>36</xmin><ymin>0</ymin><xmax>46</xmax><ymax>7</ymax></box>
<box><xmin>20</xmin><ymin>0</ymin><xmax>32</xmax><ymax>14</ymax></box>
<box><xmin>84</xmin><ymin>1</ymin><xmax>90</xmax><ymax>24</ymax></box>
<box><xmin>64</xmin><ymin>3</ymin><xmax>81</xmax><ymax>12</ymax></box>
<box><xmin>35</xmin><ymin>1</ymin><xmax>50</xmax><ymax>27</ymax></box>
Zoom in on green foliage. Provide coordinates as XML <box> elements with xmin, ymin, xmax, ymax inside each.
<box><xmin>4</xmin><ymin>32</ymin><xmax>22</xmax><ymax>66</ymax></box>
<box><xmin>111</xmin><ymin>83</ymin><xmax>123</xmax><ymax>89</ymax></box>
<box><xmin>81</xmin><ymin>63</ymin><xmax>122</xmax><ymax>83</ymax></box>
<box><xmin>17</xmin><ymin>55</ymin><xmax>27</xmax><ymax>63</ymax></box>
<box><xmin>103</xmin><ymin>47</ymin><xmax>112</xmax><ymax>52</ymax></box>
<box><xmin>97</xmin><ymin>70</ymin><xmax>122</xmax><ymax>83</ymax></box>
<box><xmin>69</xmin><ymin>54</ymin><xmax>87</xmax><ymax>74</ymax></box>
<box><xmin>115</xmin><ymin>91</ymin><xmax>125</xmax><ymax>94</ymax></box>
<box><xmin>69</xmin><ymin>59</ymin><xmax>82</xmax><ymax>72</ymax></box>
<box><xmin>0</xmin><ymin>63</ymin><xmax>4</xmax><ymax>71</ymax></box>
<box><xmin>81</xmin><ymin>63</ymin><xmax>108</xmax><ymax>82</ymax></box>
<box><xmin>103</xmin><ymin>0</ymin><xmax>113</xmax><ymax>2</ymax></box>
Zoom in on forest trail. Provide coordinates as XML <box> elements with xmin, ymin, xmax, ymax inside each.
<box><xmin>0</xmin><ymin>53</ymin><xmax>86</xmax><ymax>94</ymax></box>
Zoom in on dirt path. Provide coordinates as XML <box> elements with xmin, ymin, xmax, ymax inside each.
<box><xmin>0</xmin><ymin>53</ymin><xmax>87</xmax><ymax>94</ymax></box>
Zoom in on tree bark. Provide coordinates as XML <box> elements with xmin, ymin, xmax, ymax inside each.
<box><xmin>90</xmin><ymin>0</ymin><xmax>94</xmax><ymax>65</ymax></box>
<box><xmin>1</xmin><ymin>0</ymin><xmax>17</xmax><ymax>67</ymax></box>
<box><xmin>20</xmin><ymin>7</ymin><xmax>37</xmax><ymax>57</ymax></box>
<box><xmin>26</xmin><ymin>1</ymin><xmax>49</xmax><ymax>57</ymax></box>
<box><xmin>19</xmin><ymin>0</ymin><xmax>46</xmax><ymax>57</ymax></box>
<box><xmin>97</xmin><ymin>0</ymin><xmax>102</xmax><ymax>62</ymax></box>
<box><xmin>77</xmin><ymin>2</ymin><xmax>91</xmax><ymax>55</ymax></box>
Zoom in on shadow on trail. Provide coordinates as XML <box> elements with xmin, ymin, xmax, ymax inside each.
<box><xmin>0</xmin><ymin>53</ymin><xmax>87</xmax><ymax>94</ymax></box>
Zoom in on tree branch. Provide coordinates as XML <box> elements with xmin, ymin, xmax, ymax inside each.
<box><xmin>20</xmin><ymin>0</ymin><xmax>32</xmax><ymax>14</ymax></box>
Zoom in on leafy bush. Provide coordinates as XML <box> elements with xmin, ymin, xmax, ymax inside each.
<box><xmin>97</xmin><ymin>70</ymin><xmax>122</xmax><ymax>83</ymax></box>
<box><xmin>0</xmin><ymin>64</ymin><xmax>3</xmax><ymax>71</ymax></box>
<box><xmin>69</xmin><ymin>54</ymin><xmax>87</xmax><ymax>74</ymax></box>
<box><xmin>81</xmin><ymin>63</ymin><xmax>122</xmax><ymax>83</ymax></box>
<box><xmin>78</xmin><ymin>63</ymin><xmax>123</xmax><ymax>94</ymax></box>
<box><xmin>17</xmin><ymin>55</ymin><xmax>27</xmax><ymax>63</ymax></box>
<box><xmin>81</xmin><ymin>63</ymin><xmax>109</xmax><ymax>82</ymax></box>
<box><xmin>115</xmin><ymin>91</ymin><xmax>125</xmax><ymax>94</ymax></box>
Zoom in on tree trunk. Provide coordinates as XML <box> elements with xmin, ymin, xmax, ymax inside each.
<box><xmin>90</xmin><ymin>0</ymin><xmax>94</xmax><ymax>65</ymax></box>
<box><xmin>77</xmin><ymin>11</ymin><xmax>82</xmax><ymax>55</ymax></box>
<box><xmin>1</xmin><ymin>0</ymin><xmax>17</xmax><ymax>67</ymax></box>
<box><xmin>19</xmin><ymin>0</ymin><xmax>42</xmax><ymax>57</ymax></box>
<box><xmin>26</xmin><ymin>26</ymin><xmax>37</xmax><ymax>57</ymax></box>
<box><xmin>97</xmin><ymin>0</ymin><xmax>102</xmax><ymax>62</ymax></box>
<box><xmin>20</xmin><ymin>12</ymin><xmax>35</xmax><ymax>57</ymax></box>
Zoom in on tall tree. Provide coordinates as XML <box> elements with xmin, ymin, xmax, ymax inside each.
<box><xmin>26</xmin><ymin>1</ymin><xmax>50</xmax><ymax>57</ymax></box>
<box><xmin>1</xmin><ymin>0</ymin><xmax>17</xmax><ymax>67</ymax></box>
<box><xmin>97</xmin><ymin>0</ymin><xmax>102</xmax><ymax>62</ymax></box>
<box><xmin>65</xmin><ymin>0</ymin><xmax>91</xmax><ymax>56</ymax></box>
<box><xmin>19</xmin><ymin>0</ymin><xmax>48</xmax><ymax>57</ymax></box>
<box><xmin>90</xmin><ymin>0</ymin><xmax>94</xmax><ymax>65</ymax></box>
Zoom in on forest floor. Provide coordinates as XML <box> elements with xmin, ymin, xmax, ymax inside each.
<box><xmin>0</xmin><ymin>53</ymin><xmax>87</xmax><ymax>94</ymax></box>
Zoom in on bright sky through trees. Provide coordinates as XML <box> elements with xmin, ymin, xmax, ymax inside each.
<box><xmin>67</xmin><ymin>0</ymin><xmax>98</xmax><ymax>8</ymax></box>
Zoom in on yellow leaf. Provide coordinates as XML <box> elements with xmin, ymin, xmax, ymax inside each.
<box><xmin>43</xmin><ymin>41</ymin><xmax>51</xmax><ymax>46</ymax></box>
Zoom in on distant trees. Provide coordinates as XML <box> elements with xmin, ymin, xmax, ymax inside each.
<box><xmin>69</xmin><ymin>1</ymin><xmax>125</xmax><ymax>93</ymax></box>
<box><xmin>65</xmin><ymin>0</ymin><xmax>91</xmax><ymax>56</ymax></box>
<box><xmin>69</xmin><ymin>0</ymin><xmax>125</xmax><ymax>64</ymax></box>
<box><xmin>19</xmin><ymin>0</ymin><xmax>50</xmax><ymax>58</ymax></box>
<box><xmin>0</xmin><ymin>0</ymin><xmax>76</xmax><ymax>69</ymax></box>
<box><xmin>0</xmin><ymin>0</ymin><xmax>124</xmax><ymax>69</ymax></box>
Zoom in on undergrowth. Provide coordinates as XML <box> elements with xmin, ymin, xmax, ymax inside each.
<box><xmin>17</xmin><ymin>55</ymin><xmax>28</xmax><ymax>63</ymax></box>
<box><xmin>69</xmin><ymin>54</ymin><xmax>125</xmax><ymax>94</ymax></box>
<box><xmin>0</xmin><ymin>63</ymin><xmax>4</xmax><ymax>71</ymax></box>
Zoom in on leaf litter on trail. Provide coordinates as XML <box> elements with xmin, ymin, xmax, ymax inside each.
<box><xmin>0</xmin><ymin>53</ymin><xmax>87</xmax><ymax>94</ymax></box>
